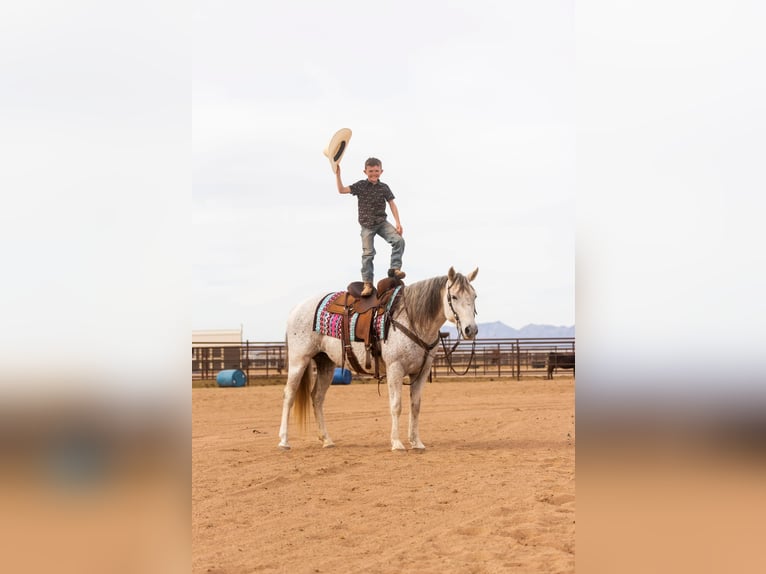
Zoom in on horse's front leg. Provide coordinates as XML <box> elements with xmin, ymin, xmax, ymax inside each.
<box><xmin>386</xmin><ymin>365</ymin><xmax>406</xmax><ymax>451</ymax></box>
<box><xmin>408</xmin><ymin>364</ymin><xmax>431</xmax><ymax>451</ymax></box>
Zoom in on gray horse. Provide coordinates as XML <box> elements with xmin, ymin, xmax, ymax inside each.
<box><xmin>278</xmin><ymin>267</ymin><xmax>479</xmax><ymax>451</ymax></box>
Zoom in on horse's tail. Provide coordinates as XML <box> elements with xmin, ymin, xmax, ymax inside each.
<box><xmin>293</xmin><ymin>360</ymin><xmax>313</xmax><ymax>431</ymax></box>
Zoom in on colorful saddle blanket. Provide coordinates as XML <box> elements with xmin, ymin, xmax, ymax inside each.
<box><xmin>313</xmin><ymin>284</ymin><xmax>403</xmax><ymax>344</ymax></box>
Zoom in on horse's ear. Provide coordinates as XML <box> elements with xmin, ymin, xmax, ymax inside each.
<box><xmin>467</xmin><ymin>267</ymin><xmax>479</xmax><ymax>282</ymax></box>
<box><xmin>448</xmin><ymin>267</ymin><xmax>456</xmax><ymax>281</ymax></box>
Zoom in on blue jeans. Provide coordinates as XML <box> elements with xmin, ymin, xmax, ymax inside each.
<box><xmin>360</xmin><ymin>221</ymin><xmax>405</xmax><ymax>283</ymax></box>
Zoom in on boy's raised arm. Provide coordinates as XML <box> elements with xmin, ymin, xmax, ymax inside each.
<box><xmin>336</xmin><ymin>165</ymin><xmax>350</xmax><ymax>194</ymax></box>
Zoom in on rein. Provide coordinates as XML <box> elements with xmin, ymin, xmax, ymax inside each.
<box><xmin>439</xmin><ymin>333</ymin><xmax>477</xmax><ymax>376</ymax></box>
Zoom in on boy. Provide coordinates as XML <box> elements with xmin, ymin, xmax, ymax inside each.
<box><xmin>336</xmin><ymin>157</ymin><xmax>405</xmax><ymax>297</ymax></box>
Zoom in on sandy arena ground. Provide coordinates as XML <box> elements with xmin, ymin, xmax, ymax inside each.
<box><xmin>192</xmin><ymin>377</ymin><xmax>575</xmax><ymax>574</ymax></box>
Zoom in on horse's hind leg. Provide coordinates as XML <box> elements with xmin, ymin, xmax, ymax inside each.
<box><xmin>278</xmin><ymin>357</ymin><xmax>310</xmax><ymax>450</ymax></box>
<box><xmin>312</xmin><ymin>354</ymin><xmax>336</xmax><ymax>448</ymax></box>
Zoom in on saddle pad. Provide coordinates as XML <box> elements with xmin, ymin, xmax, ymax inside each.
<box><xmin>314</xmin><ymin>292</ymin><xmax>345</xmax><ymax>339</ymax></box>
<box><xmin>313</xmin><ymin>286</ymin><xmax>402</xmax><ymax>342</ymax></box>
<box><xmin>373</xmin><ymin>285</ymin><xmax>402</xmax><ymax>340</ymax></box>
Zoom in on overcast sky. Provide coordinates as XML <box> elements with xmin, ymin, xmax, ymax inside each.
<box><xmin>1</xmin><ymin>0</ymin><xmax>764</xmax><ymax>420</ymax></box>
<box><xmin>2</xmin><ymin>4</ymin><xmax>765</xmax><ymax>567</ymax></box>
<box><xmin>193</xmin><ymin>1</ymin><xmax>575</xmax><ymax>341</ymax></box>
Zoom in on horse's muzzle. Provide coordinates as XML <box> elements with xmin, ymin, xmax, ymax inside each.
<box><xmin>464</xmin><ymin>324</ymin><xmax>478</xmax><ymax>339</ymax></box>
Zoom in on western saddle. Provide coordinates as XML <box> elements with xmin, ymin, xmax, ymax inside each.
<box><xmin>322</xmin><ymin>276</ymin><xmax>404</xmax><ymax>378</ymax></box>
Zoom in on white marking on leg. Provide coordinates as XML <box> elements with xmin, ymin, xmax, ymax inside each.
<box><xmin>278</xmin><ymin>385</ymin><xmax>294</xmax><ymax>449</ymax></box>
<box><xmin>312</xmin><ymin>372</ymin><xmax>335</xmax><ymax>448</ymax></box>
<box><xmin>388</xmin><ymin>375</ymin><xmax>406</xmax><ymax>451</ymax></box>
<box><xmin>278</xmin><ymin>364</ymin><xmax>305</xmax><ymax>449</ymax></box>
<box><xmin>408</xmin><ymin>377</ymin><xmax>426</xmax><ymax>450</ymax></box>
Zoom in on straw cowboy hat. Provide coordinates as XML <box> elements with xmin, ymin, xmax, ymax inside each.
<box><xmin>323</xmin><ymin>128</ymin><xmax>352</xmax><ymax>173</ymax></box>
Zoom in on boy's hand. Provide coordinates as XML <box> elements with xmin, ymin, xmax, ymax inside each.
<box><xmin>396</xmin><ymin>223</ymin><xmax>403</xmax><ymax>235</ymax></box>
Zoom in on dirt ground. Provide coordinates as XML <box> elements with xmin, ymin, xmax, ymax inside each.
<box><xmin>192</xmin><ymin>377</ymin><xmax>575</xmax><ymax>574</ymax></box>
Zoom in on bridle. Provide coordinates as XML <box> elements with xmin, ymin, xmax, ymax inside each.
<box><xmin>440</xmin><ymin>280</ymin><xmax>477</xmax><ymax>376</ymax></box>
<box><xmin>390</xmin><ymin>280</ymin><xmax>477</xmax><ymax>384</ymax></box>
<box><xmin>446</xmin><ymin>280</ymin><xmax>469</xmax><ymax>338</ymax></box>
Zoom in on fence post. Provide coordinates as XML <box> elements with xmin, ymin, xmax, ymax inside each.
<box><xmin>245</xmin><ymin>340</ymin><xmax>250</xmax><ymax>385</ymax></box>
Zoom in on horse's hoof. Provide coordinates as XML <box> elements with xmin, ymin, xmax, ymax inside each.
<box><xmin>322</xmin><ymin>442</ymin><xmax>336</xmax><ymax>448</ymax></box>
<box><xmin>391</xmin><ymin>441</ymin><xmax>406</xmax><ymax>452</ymax></box>
<box><xmin>278</xmin><ymin>444</ymin><xmax>291</xmax><ymax>451</ymax></box>
<box><xmin>410</xmin><ymin>446</ymin><xmax>426</xmax><ymax>454</ymax></box>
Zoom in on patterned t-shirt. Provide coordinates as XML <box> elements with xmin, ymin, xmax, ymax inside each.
<box><xmin>349</xmin><ymin>179</ymin><xmax>395</xmax><ymax>228</ymax></box>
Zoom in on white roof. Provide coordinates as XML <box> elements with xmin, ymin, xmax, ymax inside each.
<box><xmin>192</xmin><ymin>329</ymin><xmax>242</xmax><ymax>345</ymax></box>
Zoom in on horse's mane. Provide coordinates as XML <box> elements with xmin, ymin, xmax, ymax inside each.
<box><xmin>401</xmin><ymin>272</ymin><xmax>474</xmax><ymax>334</ymax></box>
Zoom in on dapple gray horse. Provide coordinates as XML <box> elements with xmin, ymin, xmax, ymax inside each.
<box><xmin>278</xmin><ymin>267</ymin><xmax>479</xmax><ymax>451</ymax></box>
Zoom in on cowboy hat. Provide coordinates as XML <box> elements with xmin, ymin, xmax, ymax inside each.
<box><xmin>322</xmin><ymin>128</ymin><xmax>352</xmax><ymax>173</ymax></box>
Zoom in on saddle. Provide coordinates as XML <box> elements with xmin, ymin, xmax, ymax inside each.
<box><xmin>322</xmin><ymin>277</ymin><xmax>403</xmax><ymax>378</ymax></box>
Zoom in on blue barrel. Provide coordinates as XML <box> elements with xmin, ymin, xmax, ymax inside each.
<box><xmin>217</xmin><ymin>369</ymin><xmax>247</xmax><ymax>387</ymax></box>
<box><xmin>332</xmin><ymin>368</ymin><xmax>352</xmax><ymax>385</ymax></box>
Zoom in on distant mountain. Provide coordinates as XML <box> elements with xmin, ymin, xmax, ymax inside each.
<box><xmin>441</xmin><ymin>321</ymin><xmax>574</xmax><ymax>339</ymax></box>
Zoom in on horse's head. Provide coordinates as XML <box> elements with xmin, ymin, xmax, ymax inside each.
<box><xmin>444</xmin><ymin>267</ymin><xmax>479</xmax><ymax>339</ymax></box>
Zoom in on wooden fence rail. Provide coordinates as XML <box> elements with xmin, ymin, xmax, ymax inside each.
<box><xmin>192</xmin><ymin>337</ymin><xmax>575</xmax><ymax>382</ymax></box>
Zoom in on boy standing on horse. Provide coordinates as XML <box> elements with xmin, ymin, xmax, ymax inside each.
<box><xmin>336</xmin><ymin>157</ymin><xmax>405</xmax><ymax>297</ymax></box>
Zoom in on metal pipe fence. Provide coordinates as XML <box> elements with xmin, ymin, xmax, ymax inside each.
<box><xmin>192</xmin><ymin>337</ymin><xmax>575</xmax><ymax>383</ymax></box>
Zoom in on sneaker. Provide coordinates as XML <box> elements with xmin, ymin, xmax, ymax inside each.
<box><xmin>361</xmin><ymin>282</ymin><xmax>374</xmax><ymax>297</ymax></box>
<box><xmin>388</xmin><ymin>268</ymin><xmax>406</xmax><ymax>280</ymax></box>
